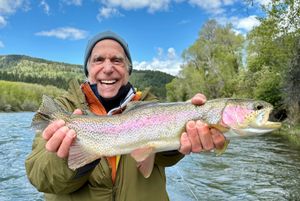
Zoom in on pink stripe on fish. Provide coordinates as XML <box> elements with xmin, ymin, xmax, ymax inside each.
<box><xmin>75</xmin><ymin>110</ymin><xmax>197</xmax><ymax>135</ymax></box>
<box><xmin>101</xmin><ymin>113</ymin><xmax>177</xmax><ymax>134</ymax></box>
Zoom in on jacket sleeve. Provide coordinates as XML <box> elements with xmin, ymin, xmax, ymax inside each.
<box><xmin>155</xmin><ymin>151</ymin><xmax>184</xmax><ymax>167</ymax></box>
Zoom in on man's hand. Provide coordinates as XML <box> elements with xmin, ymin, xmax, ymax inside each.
<box><xmin>42</xmin><ymin>109</ymin><xmax>82</xmax><ymax>158</ymax></box>
<box><xmin>179</xmin><ymin>94</ymin><xmax>225</xmax><ymax>154</ymax></box>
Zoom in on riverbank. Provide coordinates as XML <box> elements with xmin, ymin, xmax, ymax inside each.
<box><xmin>0</xmin><ymin>80</ymin><xmax>65</xmax><ymax>112</ymax></box>
<box><xmin>274</xmin><ymin>123</ymin><xmax>300</xmax><ymax>146</ymax></box>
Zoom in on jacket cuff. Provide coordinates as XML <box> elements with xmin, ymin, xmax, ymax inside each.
<box><xmin>155</xmin><ymin>150</ymin><xmax>184</xmax><ymax>167</ymax></box>
<box><xmin>73</xmin><ymin>159</ymin><xmax>100</xmax><ymax>179</ymax></box>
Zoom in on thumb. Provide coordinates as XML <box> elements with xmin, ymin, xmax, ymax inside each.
<box><xmin>73</xmin><ymin>109</ymin><xmax>83</xmax><ymax>115</ymax></box>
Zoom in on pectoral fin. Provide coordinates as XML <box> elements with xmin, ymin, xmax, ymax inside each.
<box><xmin>136</xmin><ymin>154</ymin><xmax>155</xmax><ymax>178</ymax></box>
<box><xmin>210</xmin><ymin>124</ymin><xmax>229</xmax><ymax>133</ymax></box>
<box><xmin>215</xmin><ymin>139</ymin><xmax>230</xmax><ymax>156</ymax></box>
<box><xmin>131</xmin><ymin>147</ymin><xmax>156</xmax><ymax>178</ymax></box>
<box><xmin>130</xmin><ymin>147</ymin><xmax>155</xmax><ymax>162</ymax></box>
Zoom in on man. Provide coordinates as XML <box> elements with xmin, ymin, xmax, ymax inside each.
<box><xmin>26</xmin><ymin>31</ymin><xmax>225</xmax><ymax>201</ymax></box>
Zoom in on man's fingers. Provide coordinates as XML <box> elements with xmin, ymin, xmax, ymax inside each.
<box><xmin>43</xmin><ymin>108</ymin><xmax>81</xmax><ymax>157</ymax></box>
<box><xmin>211</xmin><ymin>128</ymin><xmax>225</xmax><ymax>149</ymax></box>
<box><xmin>42</xmin><ymin>120</ymin><xmax>65</xmax><ymax>140</ymax></box>
<box><xmin>191</xmin><ymin>93</ymin><xmax>207</xmax><ymax>106</ymax></box>
<box><xmin>196</xmin><ymin>121</ymin><xmax>214</xmax><ymax>150</ymax></box>
<box><xmin>73</xmin><ymin>109</ymin><xmax>83</xmax><ymax>115</ymax></box>
<box><xmin>179</xmin><ymin>132</ymin><xmax>192</xmax><ymax>155</ymax></box>
<box><xmin>186</xmin><ymin>121</ymin><xmax>202</xmax><ymax>152</ymax></box>
<box><xmin>45</xmin><ymin>126</ymin><xmax>68</xmax><ymax>152</ymax></box>
<box><xmin>57</xmin><ymin>129</ymin><xmax>77</xmax><ymax>158</ymax></box>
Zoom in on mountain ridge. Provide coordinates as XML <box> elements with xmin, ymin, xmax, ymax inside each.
<box><xmin>0</xmin><ymin>54</ymin><xmax>174</xmax><ymax>99</ymax></box>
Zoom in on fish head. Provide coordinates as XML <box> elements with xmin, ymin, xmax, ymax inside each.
<box><xmin>221</xmin><ymin>99</ymin><xmax>281</xmax><ymax>136</ymax></box>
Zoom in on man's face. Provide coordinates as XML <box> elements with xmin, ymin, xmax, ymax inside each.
<box><xmin>87</xmin><ymin>39</ymin><xmax>129</xmax><ymax>98</ymax></box>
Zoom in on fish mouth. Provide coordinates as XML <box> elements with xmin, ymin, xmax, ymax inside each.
<box><xmin>229</xmin><ymin>108</ymin><xmax>281</xmax><ymax>137</ymax></box>
<box><xmin>263</xmin><ymin>120</ymin><xmax>282</xmax><ymax>129</ymax></box>
<box><xmin>252</xmin><ymin>108</ymin><xmax>282</xmax><ymax>129</ymax></box>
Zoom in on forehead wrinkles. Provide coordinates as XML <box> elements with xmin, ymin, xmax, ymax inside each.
<box><xmin>91</xmin><ymin>39</ymin><xmax>125</xmax><ymax>57</ymax></box>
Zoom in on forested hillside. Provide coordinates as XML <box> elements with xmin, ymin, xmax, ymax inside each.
<box><xmin>130</xmin><ymin>70</ymin><xmax>174</xmax><ymax>100</ymax></box>
<box><xmin>0</xmin><ymin>55</ymin><xmax>85</xmax><ymax>89</ymax></box>
<box><xmin>0</xmin><ymin>55</ymin><xmax>174</xmax><ymax>105</ymax></box>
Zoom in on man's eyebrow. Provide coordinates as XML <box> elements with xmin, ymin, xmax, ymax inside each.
<box><xmin>111</xmin><ymin>55</ymin><xmax>125</xmax><ymax>59</ymax></box>
<box><xmin>91</xmin><ymin>54</ymin><xmax>103</xmax><ymax>59</ymax></box>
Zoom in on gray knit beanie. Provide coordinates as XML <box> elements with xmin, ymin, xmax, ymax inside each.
<box><xmin>83</xmin><ymin>31</ymin><xmax>132</xmax><ymax>76</ymax></box>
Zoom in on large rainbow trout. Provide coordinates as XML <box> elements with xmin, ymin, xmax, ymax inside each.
<box><xmin>32</xmin><ymin>95</ymin><xmax>281</xmax><ymax>177</ymax></box>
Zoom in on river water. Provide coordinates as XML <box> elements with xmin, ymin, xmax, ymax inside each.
<box><xmin>0</xmin><ymin>112</ymin><xmax>299</xmax><ymax>201</ymax></box>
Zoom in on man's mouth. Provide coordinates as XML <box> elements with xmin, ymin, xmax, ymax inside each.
<box><xmin>100</xmin><ymin>80</ymin><xmax>117</xmax><ymax>85</ymax></box>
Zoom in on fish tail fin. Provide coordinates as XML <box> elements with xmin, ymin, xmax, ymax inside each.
<box><xmin>31</xmin><ymin>95</ymin><xmax>69</xmax><ymax>131</ymax></box>
<box><xmin>215</xmin><ymin>139</ymin><xmax>230</xmax><ymax>156</ymax></box>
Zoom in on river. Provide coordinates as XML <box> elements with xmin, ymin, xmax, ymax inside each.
<box><xmin>0</xmin><ymin>112</ymin><xmax>299</xmax><ymax>201</ymax></box>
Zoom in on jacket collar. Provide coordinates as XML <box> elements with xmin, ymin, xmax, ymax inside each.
<box><xmin>81</xmin><ymin>82</ymin><xmax>138</xmax><ymax>115</ymax></box>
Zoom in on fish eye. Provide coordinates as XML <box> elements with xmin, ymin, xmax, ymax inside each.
<box><xmin>255</xmin><ymin>104</ymin><xmax>264</xmax><ymax>110</ymax></box>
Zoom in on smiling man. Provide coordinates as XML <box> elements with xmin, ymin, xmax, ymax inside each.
<box><xmin>25</xmin><ymin>31</ymin><xmax>225</xmax><ymax>201</ymax></box>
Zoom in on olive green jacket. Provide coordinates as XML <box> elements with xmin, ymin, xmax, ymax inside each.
<box><xmin>25</xmin><ymin>80</ymin><xmax>184</xmax><ymax>201</ymax></box>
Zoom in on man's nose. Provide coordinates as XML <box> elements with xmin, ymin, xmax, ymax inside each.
<box><xmin>103</xmin><ymin>59</ymin><xmax>113</xmax><ymax>73</ymax></box>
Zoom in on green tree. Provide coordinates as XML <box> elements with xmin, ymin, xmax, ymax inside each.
<box><xmin>243</xmin><ymin>0</ymin><xmax>299</xmax><ymax>122</ymax></box>
<box><xmin>167</xmin><ymin>20</ymin><xmax>244</xmax><ymax>100</ymax></box>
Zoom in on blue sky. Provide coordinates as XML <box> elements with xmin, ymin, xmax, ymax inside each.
<box><xmin>0</xmin><ymin>0</ymin><xmax>269</xmax><ymax>75</ymax></box>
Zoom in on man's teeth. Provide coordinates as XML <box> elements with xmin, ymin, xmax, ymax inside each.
<box><xmin>101</xmin><ymin>80</ymin><xmax>117</xmax><ymax>84</ymax></box>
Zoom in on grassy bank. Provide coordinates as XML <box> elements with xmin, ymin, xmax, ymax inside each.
<box><xmin>0</xmin><ymin>80</ymin><xmax>65</xmax><ymax>112</ymax></box>
<box><xmin>274</xmin><ymin>123</ymin><xmax>300</xmax><ymax>146</ymax></box>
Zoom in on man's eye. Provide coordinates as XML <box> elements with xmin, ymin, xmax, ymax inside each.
<box><xmin>112</xmin><ymin>58</ymin><xmax>124</xmax><ymax>64</ymax></box>
<box><xmin>93</xmin><ymin>57</ymin><xmax>104</xmax><ymax>63</ymax></box>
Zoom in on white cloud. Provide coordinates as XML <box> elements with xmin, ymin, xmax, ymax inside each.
<box><xmin>99</xmin><ymin>0</ymin><xmax>170</xmax><ymax>13</ymax></box>
<box><xmin>133</xmin><ymin>47</ymin><xmax>182</xmax><ymax>75</ymax></box>
<box><xmin>62</xmin><ymin>0</ymin><xmax>82</xmax><ymax>6</ymax></box>
<box><xmin>0</xmin><ymin>0</ymin><xmax>29</xmax><ymax>14</ymax></box>
<box><xmin>35</xmin><ymin>27</ymin><xmax>88</xmax><ymax>40</ymax></box>
<box><xmin>40</xmin><ymin>0</ymin><xmax>50</xmax><ymax>15</ymax></box>
<box><xmin>0</xmin><ymin>16</ymin><xmax>7</xmax><ymax>27</ymax></box>
<box><xmin>188</xmin><ymin>0</ymin><xmax>225</xmax><ymax>14</ymax></box>
<box><xmin>157</xmin><ymin>47</ymin><xmax>164</xmax><ymax>57</ymax></box>
<box><xmin>134</xmin><ymin>59</ymin><xmax>182</xmax><ymax>75</ymax></box>
<box><xmin>255</xmin><ymin>0</ymin><xmax>271</xmax><ymax>7</ymax></box>
<box><xmin>167</xmin><ymin>47</ymin><xmax>176</xmax><ymax>59</ymax></box>
<box><xmin>216</xmin><ymin>15</ymin><xmax>260</xmax><ymax>33</ymax></box>
<box><xmin>97</xmin><ymin>7</ymin><xmax>123</xmax><ymax>21</ymax></box>
<box><xmin>0</xmin><ymin>0</ymin><xmax>30</xmax><ymax>27</ymax></box>
<box><xmin>235</xmin><ymin>15</ymin><xmax>260</xmax><ymax>31</ymax></box>
<box><xmin>0</xmin><ymin>41</ymin><xmax>4</xmax><ymax>48</ymax></box>
<box><xmin>223</xmin><ymin>0</ymin><xmax>235</xmax><ymax>5</ymax></box>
